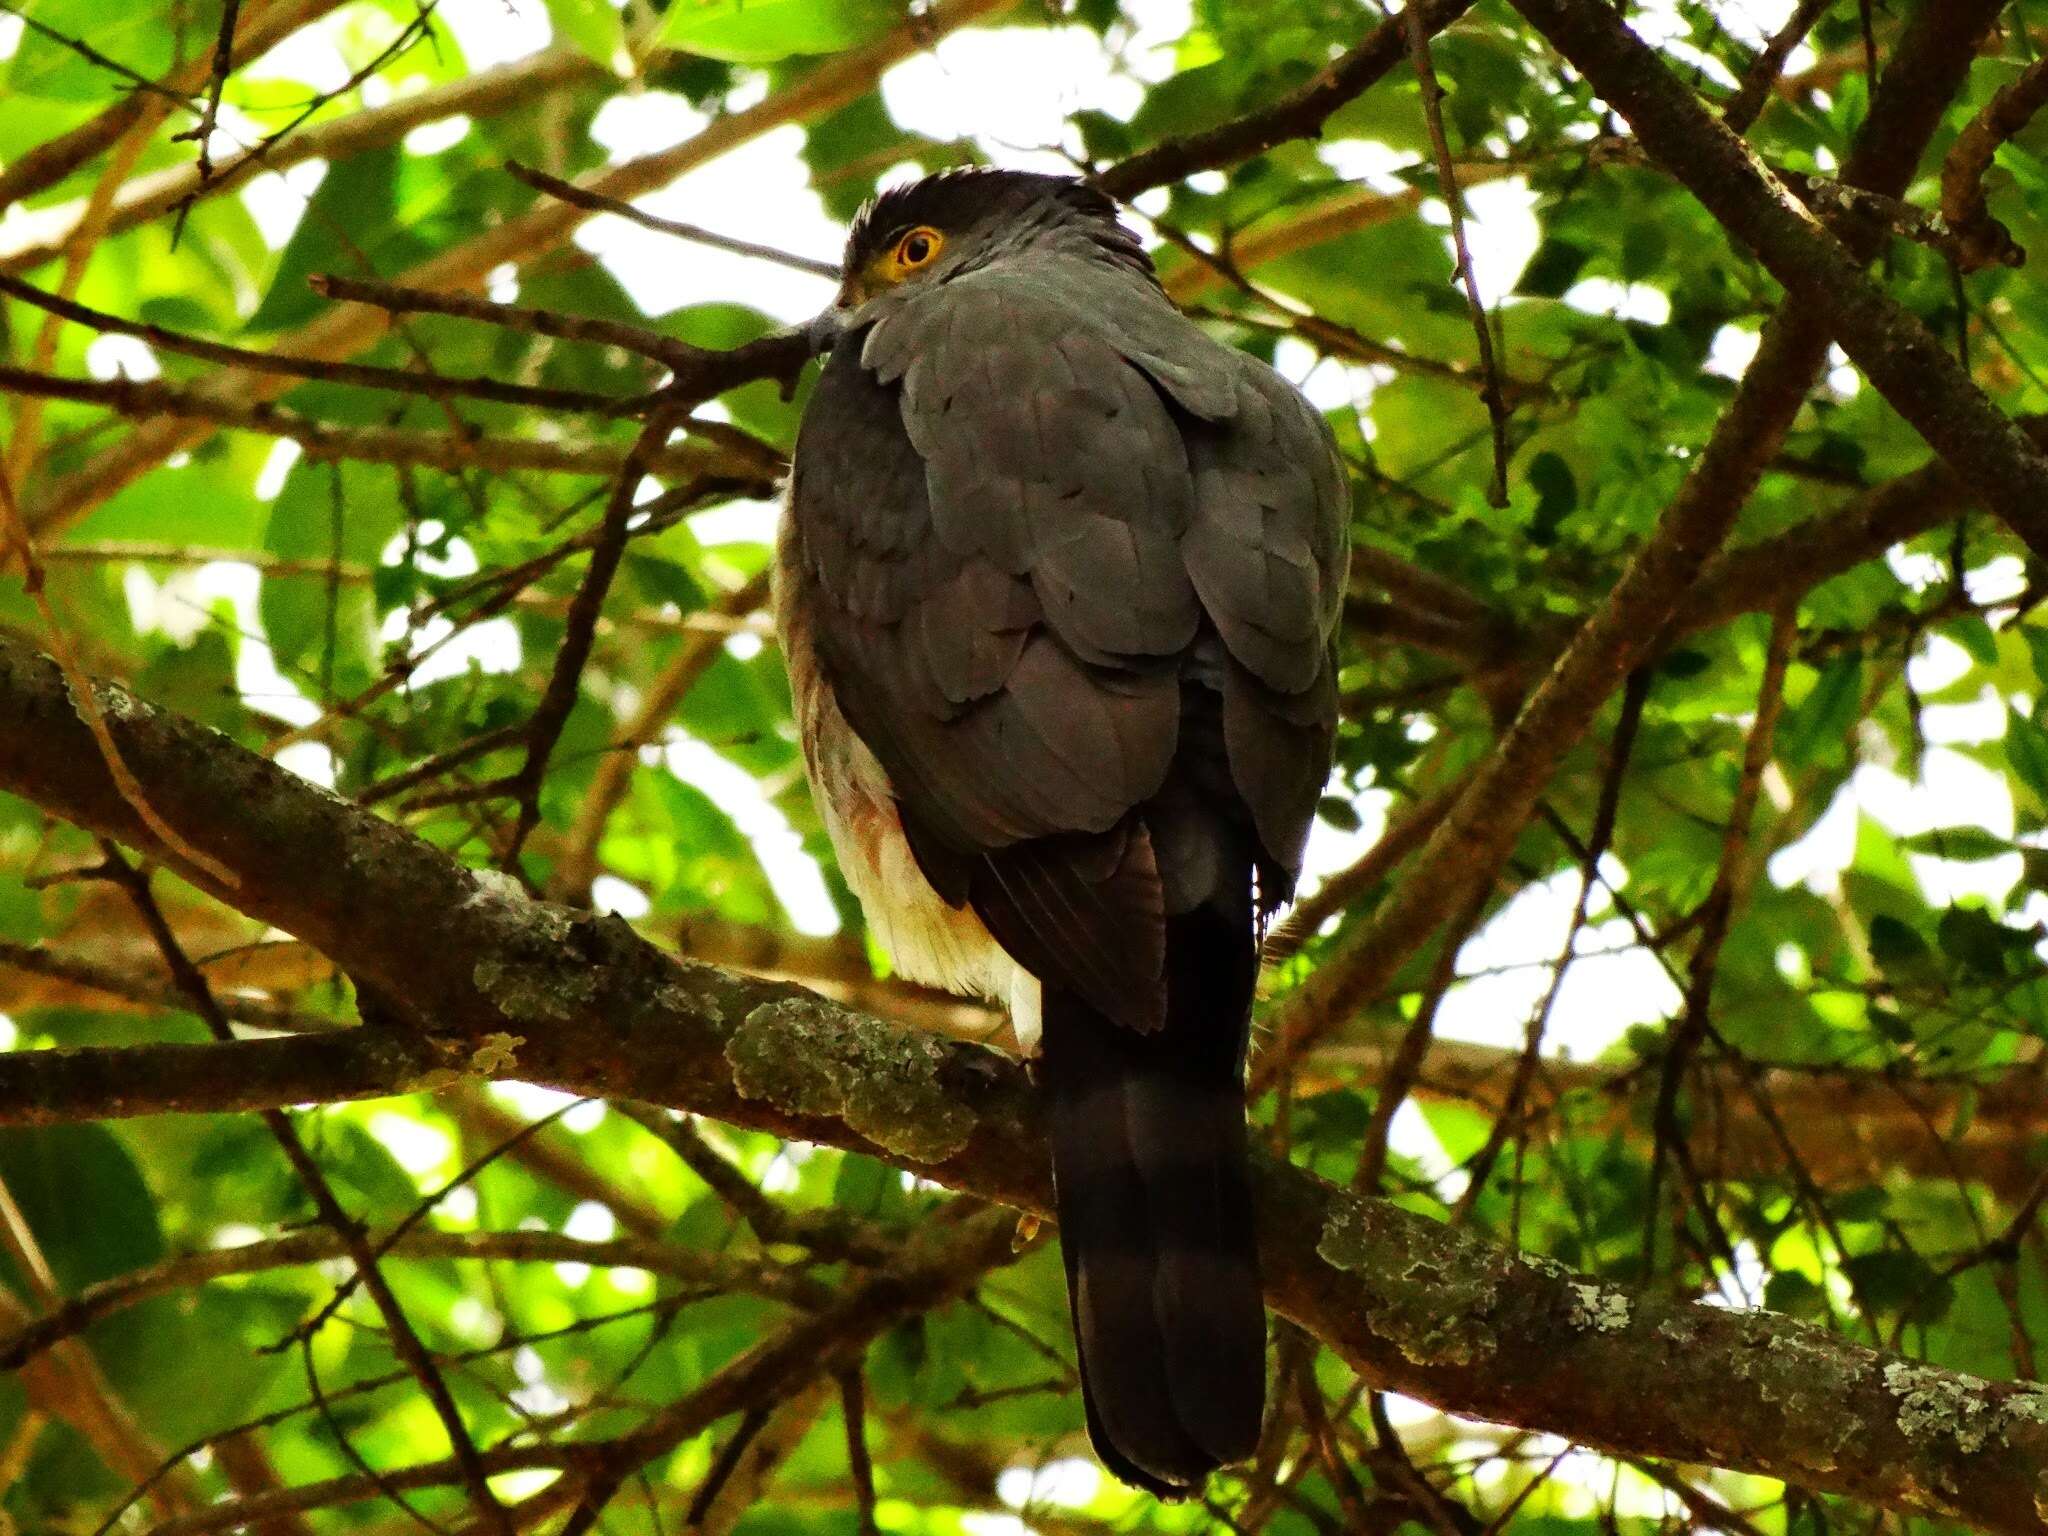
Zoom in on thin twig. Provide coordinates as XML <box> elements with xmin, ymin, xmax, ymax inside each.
<box><xmin>1723</xmin><ymin>0</ymin><xmax>1831</xmax><ymax>134</ymax></box>
<box><xmin>0</xmin><ymin>270</ymin><xmax>655</xmax><ymax>417</ymax></box>
<box><xmin>1403</xmin><ymin>0</ymin><xmax>1510</xmax><ymax>507</ymax></box>
<box><xmin>1645</xmin><ymin>610</ymin><xmax>1795</xmax><ymax>1269</ymax></box>
<box><xmin>0</xmin><ymin>0</ymin><xmax>197</xmax><ymax>102</ymax></box>
<box><xmin>1940</xmin><ymin>55</ymin><xmax>2048</xmax><ymax>271</ymax></box>
<box><xmin>0</xmin><ymin>468</ymin><xmax>237</xmax><ymax>885</ymax></box>
<box><xmin>1455</xmin><ymin>668</ymin><xmax>1650</xmax><ymax>1225</ymax></box>
<box><xmin>615</xmin><ymin>1104</ymin><xmax>896</xmax><ymax>1265</ymax></box>
<box><xmin>309</xmin><ymin>271</ymin><xmax>709</xmax><ymax>370</ymax></box>
<box><xmin>550</xmin><ymin>569</ymin><xmax>773</xmax><ymax>902</ymax></box>
<box><xmin>171</xmin><ymin>0</ymin><xmax>241</xmax><ymax>189</ymax></box>
<box><xmin>293</xmin><ymin>1096</ymin><xmax>590</xmax><ymax>1340</ymax></box>
<box><xmin>1351</xmin><ymin>884</ymin><xmax>1492</xmax><ymax>1193</ymax></box>
<box><xmin>499</xmin><ymin>410</ymin><xmax>680</xmax><ymax>869</ymax></box>
<box><xmin>94</xmin><ymin>849</ymin><xmax>512</xmax><ymax>1536</ymax></box>
<box><xmin>504</xmin><ymin>160</ymin><xmax>840</xmax><ymax>279</ymax></box>
<box><xmin>683</xmin><ymin>1407</ymin><xmax>773</xmax><ymax>1527</ymax></box>
<box><xmin>1266</xmin><ymin>775</ymin><xmax>1469</xmax><ymax>961</ymax></box>
<box><xmin>172</xmin><ymin>1</ymin><xmax>445</xmax><ymax>237</ymax></box>
<box><xmin>837</xmin><ymin>1366</ymin><xmax>880</xmax><ymax>1536</ymax></box>
<box><xmin>0</xmin><ymin>364</ymin><xmax>764</xmax><ymax>479</ymax></box>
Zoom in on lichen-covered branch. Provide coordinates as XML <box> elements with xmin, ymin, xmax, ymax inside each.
<box><xmin>1</xmin><ymin>630</ymin><xmax>2045</xmax><ymax>1531</ymax></box>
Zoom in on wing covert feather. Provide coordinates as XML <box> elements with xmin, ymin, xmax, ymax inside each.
<box><xmin>790</xmin><ymin>250</ymin><xmax>1349</xmax><ymax>1011</ymax></box>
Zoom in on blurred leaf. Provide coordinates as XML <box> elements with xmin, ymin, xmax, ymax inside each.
<box><xmin>0</xmin><ymin>1125</ymin><xmax>162</xmax><ymax>1293</ymax></box>
<box><xmin>657</xmin><ymin>0</ymin><xmax>898</xmax><ymax>61</ymax></box>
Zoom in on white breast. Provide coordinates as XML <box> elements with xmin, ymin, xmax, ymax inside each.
<box><xmin>772</xmin><ymin>518</ymin><xmax>1042</xmax><ymax>1055</ymax></box>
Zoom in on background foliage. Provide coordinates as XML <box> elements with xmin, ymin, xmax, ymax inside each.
<box><xmin>5</xmin><ymin>0</ymin><xmax>2048</xmax><ymax>1531</ymax></box>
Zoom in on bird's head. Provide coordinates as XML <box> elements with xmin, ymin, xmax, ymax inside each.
<box><xmin>824</xmin><ymin>167</ymin><xmax>1150</xmax><ymax>327</ymax></box>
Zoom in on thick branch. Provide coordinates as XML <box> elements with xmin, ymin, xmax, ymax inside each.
<box><xmin>1673</xmin><ymin>420</ymin><xmax>2048</xmax><ymax>639</ymax></box>
<box><xmin>1094</xmin><ymin>0</ymin><xmax>1474</xmax><ymax>199</ymax></box>
<box><xmin>21</xmin><ymin>0</ymin><xmax>1016</xmax><ymax>535</ymax></box>
<box><xmin>1256</xmin><ymin>0</ymin><xmax>2003</xmax><ymax>1074</ymax></box>
<box><xmin>0</xmin><ymin>1225</ymin><xmax>825</xmax><ymax>1371</ymax></box>
<box><xmin>0</xmin><ymin>0</ymin><xmax>349</xmax><ymax>218</ymax></box>
<box><xmin>0</xmin><ymin>1025</ymin><xmax>433</xmax><ymax>1124</ymax></box>
<box><xmin>0</xmin><ymin>365</ymin><xmax>776</xmax><ymax>482</ymax></box>
<box><xmin>1507</xmin><ymin>0</ymin><xmax>2048</xmax><ymax>563</ymax></box>
<box><xmin>0</xmin><ymin>46</ymin><xmax>604</xmax><ymax>273</ymax></box>
<box><xmin>1</xmin><ymin>633</ymin><xmax>2046</xmax><ymax>1530</ymax></box>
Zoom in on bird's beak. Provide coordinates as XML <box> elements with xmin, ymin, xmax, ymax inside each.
<box><xmin>804</xmin><ymin>273</ymin><xmax>867</xmax><ymax>354</ymax></box>
<box><xmin>805</xmin><ymin>306</ymin><xmax>848</xmax><ymax>356</ymax></box>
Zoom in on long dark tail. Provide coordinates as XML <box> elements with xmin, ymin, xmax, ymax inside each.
<box><xmin>1039</xmin><ymin>901</ymin><xmax>1265</xmax><ymax>1498</ymax></box>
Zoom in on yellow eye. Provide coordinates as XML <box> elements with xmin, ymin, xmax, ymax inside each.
<box><xmin>893</xmin><ymin>226</ymin><xmax>943</xmax><ymax>272</ymax></box>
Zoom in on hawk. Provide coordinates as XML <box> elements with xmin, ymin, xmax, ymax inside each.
<box><xmin>775</xmin><ymin>168</ymin><xmax>1348</xmax><ymax>1496</ymax></box>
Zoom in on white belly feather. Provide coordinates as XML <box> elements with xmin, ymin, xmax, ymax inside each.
<box><xmin>773</xmin><ymin>527</ymin><xmax>1043</xmax><ymax>1055</ymax></box>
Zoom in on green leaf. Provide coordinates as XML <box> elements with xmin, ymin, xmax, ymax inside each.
<box><xmin>1948</xmin><ymin>614</ymin><xmax>2000</xmax><ymax>668</ymax></box>
<box><xmin>1778</xmin><ymin>656</ymin><xmax>1864</xmax><ymax>768</ymax></box>
<box><xmin>248</xmin><ymin>147</ymin><xmax>433</xmax><ymax>331</ymax></box>
<box><xmin>657</xmin><ymin>0</ymin><xmax>898</xmax><ymax>61</ymax></box>
<box><xmin>6</xmin><ymin>0</ymin><xmax>175</xmax><ymax>101</ymax></box>
<box><xmin>2009</xmin><ymin>706</ymin><xmax>2048</xmax><ymax>805</ymax></box>
<box><xmin>0</xmin><ymin>1125</ymin><xmax>162</xmax><ymax>1293</ymax></box>
<box><xmin>545</xmin><ymin>0</ymin><xmax>625</xmax><ymax>61</ymax></box>
<box><xmin>1937</xmin><ymin>905</ymin><xmax>2032</xmax><ymax>980</ymax></box>
<box><xmin>1898</xmin><ymin>827</ymin><xmax>2016</xmax><ymax>861</ymax></box>
<box><xmin>1867</xmin><ymin>914</ymin><xmax>1933</xmax><ymax>974</ymax></box>
<box><xmin>1843</xmin><ymin>1249</ymin><xmax>1951</xmax><ymax>1323</ymax></box>
<box><xmin>1315</xmin><ymin>794</ymin><xmax>1361</xmax><ymax>832</ymax></box>
<box><xmin>1525</xmin><ymin>450</ymin><xmax>1577</xmax><ymax>544</ymax></box>
<box><xmin>259</xmin><ymin>460</ymin><xmax>404</xmax><ymax>696</ymax></box>
<box><xmin>1763</xmin><ymin>1271</ymin><xmax>1824</xmax><ymax>1318</ymax></box>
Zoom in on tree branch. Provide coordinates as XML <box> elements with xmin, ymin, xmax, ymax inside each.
<box><xmin>0</xmin><ymin>364</ymin><xmax>777</xmax><ymax>482</ymax></box>
<box><xmin>147</xmin><ymin>1207</ymin><xmax>1018</xmax><ymax>1536</ymax></box>
<box><xmin>0</xmin><ymin>45</ymin><xmax>602</xmax><ymax>273</ymax></box>
<box><xmin>3</xmin><ymin>632</ymin><xmax>2048</xmax><ymax>1530</ymax></box>
<box><xmin>1255</xmin><ymin>0</ymin><xmax>2005</xmax><ymax>1073</ymax></box>
<box><xmin>0</xmin><ymin>1225</ymin><xmax>826</xmax><ymax>1373</ymax></box>
<box><xmin>1093</xmin><ymin>0</ymin><xmax>1474</xmax><ymax>199</ymax></box>
<box><xmin>19</xmin><ymin>0</ymin><xmax>1017</xmax><ymax>536</ymax></box>
<box><xmin>1507</xmin><ymin>0</ymin><xmax>2048</xmax><ymax>564</ymax></box>
<box><xmin>0</xmin><ymin>0</ymin><xmax>348</xmax><ymax>218</ymax></box>
<box><xmin>1941</xmin><ymin>55</ymin><xmax>2048</xmax><ymax>272</ymax></box>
